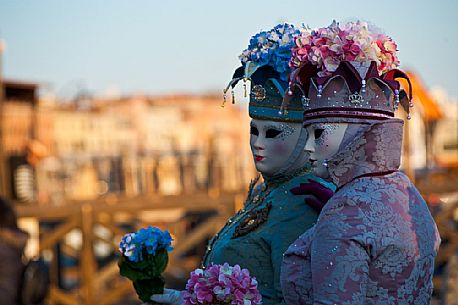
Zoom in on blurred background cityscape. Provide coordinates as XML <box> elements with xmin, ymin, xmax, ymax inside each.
<box><xmin>0</xmin><ymin>0</ymin><xmax>457</xmax><ymax>304</ymax></box>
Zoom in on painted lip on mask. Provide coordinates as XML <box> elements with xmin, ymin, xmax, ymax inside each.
<box><xmin>255</xmin><ymin>155</ymin><xmax>265</xmax><ymax>161</ymax></box>
<box><xmin>309</xmin><ymin>158</ymin><xmax>317</xmax><ymax>166</ymax></box>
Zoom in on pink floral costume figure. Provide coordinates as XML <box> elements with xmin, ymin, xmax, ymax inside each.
<box><xmin>280</xmin><ymin>21</ymin><xmax>441</xmax><ymax>304</ymax></box>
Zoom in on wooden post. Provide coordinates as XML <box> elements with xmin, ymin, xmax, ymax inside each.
<box><xmin>80</xmin><ymin>203</ymin><xmax>96</xmax><ymax>304</ymax></box>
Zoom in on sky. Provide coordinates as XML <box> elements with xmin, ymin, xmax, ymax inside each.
<box><xmin>0</xmin><ymin>0</ymin><xmax>457</xmax><ymax>100</ymax></box>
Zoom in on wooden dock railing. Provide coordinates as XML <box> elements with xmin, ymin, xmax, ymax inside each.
<box><xmin>16</xmin><ymin>192</ymin><xmax>244</xmax><ymax>305</ymax></box>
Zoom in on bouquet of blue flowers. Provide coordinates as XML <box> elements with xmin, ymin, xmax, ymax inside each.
<box><xmin>118</xmin><ymin>226</ymin><xmax>173</xmax><ymax>302</ymax></box>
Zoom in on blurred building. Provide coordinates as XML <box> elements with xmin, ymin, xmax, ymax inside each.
<box><xmin>31</xmin><ymin>94</ymin><xmax>253</xmax><ymax>205</ymax></box>
<box><xmin>34</xmin><ymin>102</ymin><xmax>137</xmax><ymax>202</ymax></box>
<box><xmin>4</xmin><ymin>73</ymin><xmax>456</xmax><ymax>205</ymax></box>
<box><xmin>0</xmin><ymin>80</ymin><xmax>37</xmax><ymax>201</ymax></box>
<box><xmin>398</xmin><ymin>71</ymin><xmax>441</xmax><ymax>171</ymax></box>
<box><xmin>402</xmin><ymin>72</ymin><xmax>458</xmax><ymax>170</ymax></box>
<box><xmin>430</xmin><ymin>88</ymin><xmax>458</xmax><ymax>167</ymax></box>
<box><xmin>398</xmin><ymin>72</ymin><xmax>458</xmax><ymax>194</ymax></box>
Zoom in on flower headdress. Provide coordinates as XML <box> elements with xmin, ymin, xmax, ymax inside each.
<box><xmin>283</xmin><ymin>20</ymin><xmax>413</xmax><ymax>122</ymax></box>
<box><xmin>289</xmin><ymin>20</ymin><xmax>400</xmax><ymax>77</ymax></box>
<box><xmin>224</xmin><ymin>23</ymin><xmax>307</xmax><ymax>122</ymax></box>
<box><xmin>239</xmin><ymin>23</ymin><xmax>301</xmax><ymax>82</ymax></box>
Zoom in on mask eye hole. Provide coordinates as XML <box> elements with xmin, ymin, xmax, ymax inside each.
<box><xmin>265</xmin><ymin>129</ymin><xmax>282</xmax><ymax>138</ymax></box>
<box><xmin>250</xmin><ymin>126</ymin><xmax>259</xmax><ymax>136</ymax></box>
<box><xmin>314</xmin><ymin>128</ymin><xmax>324</xmax><ymax>140</ymax></box>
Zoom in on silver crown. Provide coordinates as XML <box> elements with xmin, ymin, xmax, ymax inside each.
<box><xmin>348</xmin><ymin>92</ymin><xmax>364</xmax><ymax>104</ymax></box>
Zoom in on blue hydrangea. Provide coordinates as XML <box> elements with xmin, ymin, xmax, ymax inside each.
<box><xmin>119</xmin><ymin>226</ymin><xmax>173</xmax><ymax>262</ymax></box>
<box><xmin>239</xmin><ymin>23</ymin><xmax>300</xmax><ymax>82</ymax></box>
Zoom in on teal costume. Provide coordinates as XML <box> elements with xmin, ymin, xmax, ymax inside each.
<box><xmin>149</xmin><ymin>23</ymin><xmax>334</xmax><ymax>305</ymax></box>
<box><xmin>202</xmin><ymin>23</ymin><xmax>336</xmax><ymax>305</ymax></box>
<box><xmin>203</xmin><ymin>170</ymin><xmax>335</xmax><ymax>305</ymax></box>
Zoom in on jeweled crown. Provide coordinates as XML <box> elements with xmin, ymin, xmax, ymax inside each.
<box><xmin>290</xmin><ymin>60</ymin><xmax>412</xmax><ymax>122</ymax></box>
<box><xmin>280</xmin><ymin>20</ymin><xmax>413</xmax><ymax>123</ymax></box>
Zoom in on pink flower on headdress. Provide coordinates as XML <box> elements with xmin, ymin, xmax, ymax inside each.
<box><xmin>297</xmin><ymin>35</ymin><xmax>311</xmax><ymax>48</ymax></box>
<box><xmin>289</xmin><ymin>20</ymin><xmax>401</xmax><ymax>76</ymax></box>
<box><xmin>376</xmin><ymin>35</ymin><xmax>397</xmax><ymax>53</ymax></box>
<box><xmin>309</xmin><ymin>48</ymin><xmax>329</xmax><ymax>73</ymax></box>
<box><xmin>342</xmin><ymin>40</ymin><xmax>362</xmax><ymax>61</ymax></box>
<box><xmin>322</xmin><ymin>56</ymin><xmax>340</xmax><ymax>74</ymax></box>
<box><xmin>312</xmin><ymin>36</ymin><xmax>328</xmax><ymax>48</ymax></box>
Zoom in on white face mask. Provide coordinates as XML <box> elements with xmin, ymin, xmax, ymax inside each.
<box><xmin>305</xmin><ymin>123</ymin><xmax>348</xmax><ymax>178</ymax></box>
<box><xmin>250</xmin><ymin>119</ymin><xmax>306</xmax><ymax>177</ymax></box>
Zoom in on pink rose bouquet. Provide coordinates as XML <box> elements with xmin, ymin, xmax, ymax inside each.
<box><xmin>290</xmin><ymin>20</ymin><xmax>400</xmax><ymax>77</ymax></box>
<box><xmin>183</xmin><ymin>263</ymin><xmax>262</xmax><ymax>305</ymax></box>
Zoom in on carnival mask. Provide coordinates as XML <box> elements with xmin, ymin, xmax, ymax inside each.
<box><xmin>305</xmin><ymin>122</ymin><xmax>348</xmax><ymax>178</ymax></box>
<box><xmin>250</xmin><ymin>119</ymin><xmax>306</xmax><ymax>177</ymax></box>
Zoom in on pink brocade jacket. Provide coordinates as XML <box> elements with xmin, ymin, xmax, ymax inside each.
<box><xmin>280</xmin><ymin>119</ymin><xmax>441</xmax><ymax>305</ymax></box>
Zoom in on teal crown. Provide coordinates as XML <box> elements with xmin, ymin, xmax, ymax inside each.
<box><xmin>224</xmin><ymin>62</ymin><xmax>304</xmax><ymax>123</ymax></box>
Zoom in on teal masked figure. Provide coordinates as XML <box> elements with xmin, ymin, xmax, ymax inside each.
<box><xmin>149</xmin><ymin>23</ymin><xmax>335</xmax><ymax>305</ymax></box>
<box><xmin>200</xmin><ymin>24</ymin><xmax>335</xmax><ymax>305</ymax></box>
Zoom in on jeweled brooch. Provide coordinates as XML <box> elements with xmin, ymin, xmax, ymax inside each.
<box><xmin>232</xmin><ymin>203</ymin><xmax>272</xmax><ymax>239</ymax></box>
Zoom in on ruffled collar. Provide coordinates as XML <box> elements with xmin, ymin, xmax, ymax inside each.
<box><xmin>326</xmin><ymin>118</ymin><xmax>404</xmax><ymax>189</ymax></box>
<box><xmin>262</xmin><ymin>165</ymin><xmax>311</xmax><ymax>189</ymax></box>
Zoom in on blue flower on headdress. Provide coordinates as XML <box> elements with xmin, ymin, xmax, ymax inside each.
<box><xmin>239</xmin><ymin>23</ymin><xmax>300</xmax><ymax>82</ymax></box>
